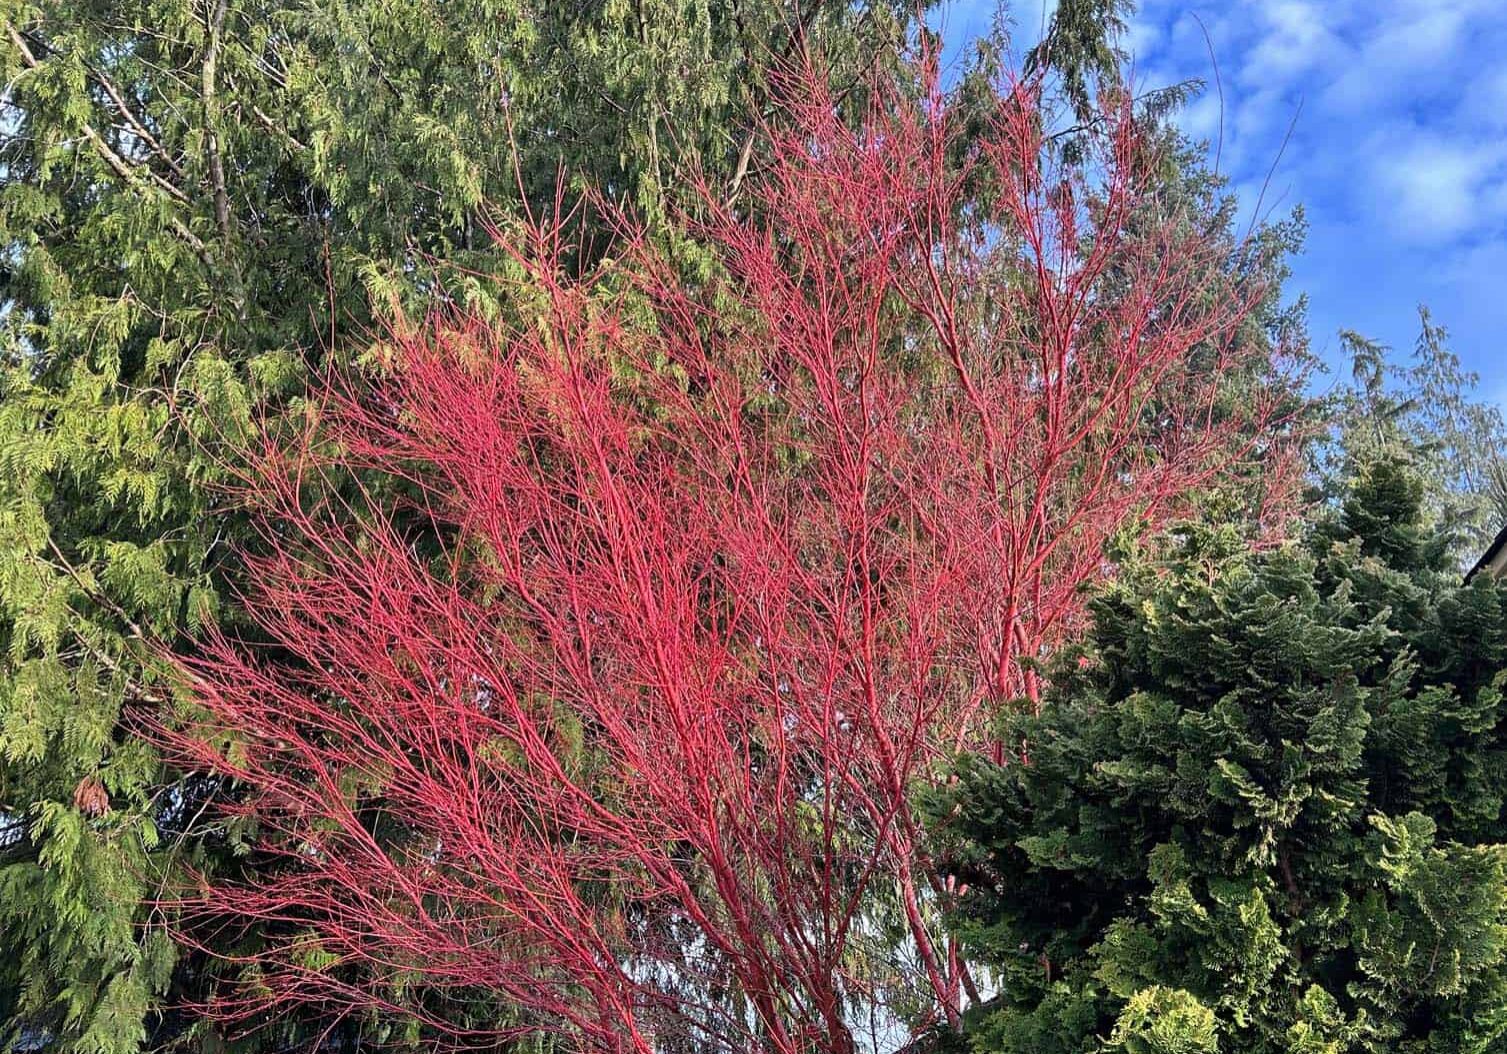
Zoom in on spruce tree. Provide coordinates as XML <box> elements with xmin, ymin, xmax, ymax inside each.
<box><xmin>930</xmin><ymin>459</ymin><xmax>1507</xmax><ymax>1053</ymax></box>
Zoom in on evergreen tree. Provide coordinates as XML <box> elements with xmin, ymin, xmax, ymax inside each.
<box><xmin>1025</xmin><ymin>0</ymin><xmax>1135</xmax><ymax>124</ymax></box>
<box><xmin>0</xmin><ymin>1</ymin><xmax>922</xmax><ymax>1049</ymax></box>
<box><xmin>1316</xmin><ymin>308</ymin><xmax>1507</xmax><ymax>560</ymax></box>
<box><xmin>929</xmin><ymin>459</ymin><xmax>1507</xmax><ymax>1053</ymax></box>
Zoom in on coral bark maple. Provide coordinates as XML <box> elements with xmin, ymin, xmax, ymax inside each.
<box><xmin>162</xmin><ymin>61</ymin><xmax>1296</xmax><ymax>1053</ymax></box>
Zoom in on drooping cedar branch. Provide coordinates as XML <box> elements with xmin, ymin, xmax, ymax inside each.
<box><xmin>158</xmin><ymin>56</ymin><xmax>1298</xmax><ymax>1054</ymax></box>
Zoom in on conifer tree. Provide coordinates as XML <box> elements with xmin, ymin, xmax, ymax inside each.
<box><xmin>0</xmin><ymin>1</ymin><xmax>922</xmax><ymax>1049</ymax></box>
<box><xmin>930</xmin><ymin>459</ymin><xmax>1507</xmax><ymax>1053</ymax></box>
<box><xmin>1316</xmin><ymin>310</ymin><xmax>1507</xmax><ymax>559</ymax></box>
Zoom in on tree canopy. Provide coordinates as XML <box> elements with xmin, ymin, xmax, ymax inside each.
<box><xmin>150</xmin><ymin>52</ymin><xmax>1299</xmax><ymax>1051</ymax></box>
<box><xmin>2</xmin><ymin>0</ymin><xmax>1502</xmax><ymax>1051</ymax></box>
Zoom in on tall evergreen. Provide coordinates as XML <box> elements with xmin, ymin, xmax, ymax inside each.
<box><xmin>929</xmin><ymin>460</ymin><xmax>1507</xmax><ymax>1053</ymax></box>
<box><xmin>0</xmin><ymin>1</ymin><xmax>923</xmax><ymax>1049</ymax></box>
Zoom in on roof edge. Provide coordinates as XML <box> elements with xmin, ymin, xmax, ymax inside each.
<box><xmin>1467</xmin><ymin>521</ymin><xmax>1507</xmax><ymax>582</ymax></box>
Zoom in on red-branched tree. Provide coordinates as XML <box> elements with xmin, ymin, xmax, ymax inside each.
<box><xmin>159</xmin><ymin>58</ymin><xmax>1298</xmax><ymax>1054</ymax></box>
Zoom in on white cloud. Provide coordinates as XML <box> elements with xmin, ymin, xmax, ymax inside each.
<box><xmin>1122</xmin><ymin>15</ymin><xmax>1162</xmax><ymax>60</ymax></box>
<box><xmin>1369</xmin><ymin>135</ymin><xmax>1507</xmax><ymax>243</ymax></box>
<box><xmin>1130</xmin><ymin>0</ymin><xmax>1507</xmax><ymax>236</ymax></box>
<box><xmin>1114</xmin><ymin>0</ymin><xmax>1507</xmax><ymax>376</ymax></box>
<box><xmin>1177</xmin><ymin>87</ymin><xmax>1223</xmax><ymax>143</ymax></box>
<box><xmin>1242</xmin><ymin>0</ymin><xmax>1347</xmax><ymax>81</ymax></box>
<box><xmin>1460</xmin><ymin>66</ymin><xmax>1507</xmax><ymax>130</ymax></box>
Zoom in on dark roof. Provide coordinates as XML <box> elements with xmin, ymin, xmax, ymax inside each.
<box><xmin>1467</xmin><ymin>521</ymin><xmax>1507</xmax><ymax>582</ymax></box>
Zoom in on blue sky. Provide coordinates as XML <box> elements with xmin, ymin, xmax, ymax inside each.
<box><xmin>936</xmin><ymin>0</ymin><xmax>1507</xmax><ymax>404</ymax></box>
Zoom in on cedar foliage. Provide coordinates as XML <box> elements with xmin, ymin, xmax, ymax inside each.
<box><xmin>0</xmin><ymin>1</ymin><xmax>923</xmax><ymax>1049</ymax></box>
<box><xmin>930</xmin><ymin>458</ymin><xmax>1507</xmax><ymax>1053</ymax></box>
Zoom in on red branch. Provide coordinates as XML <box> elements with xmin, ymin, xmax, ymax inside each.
<box><xmin>157</xmin><ymin>56</ymin><xmax>1299</xmax><ymax>1054</ymax></box>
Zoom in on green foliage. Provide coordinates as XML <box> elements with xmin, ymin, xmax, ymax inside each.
<box><xmin>930</xmin><ymin>460</ymin><xmax>1507</xmax><ymax>1053</ymax></box>
<box><xmin>1108</xmin><ymin>987</ymin><xmax>1219</xmax><ymax>1054</ymax></box>
<box><xmin>0</xmin><ymin>0</ymin><xmax>923</xmax><ymax>1048</ymax></box>
<box><xmin>1025</xmin><ymin>0</ymin><xmax>1135</xmax><ymax>123</ymax></box>
<box><xmin>1317</xmin><ymin>307</ymin><xmax>1507</xmax><ymax>559</ymax></box>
